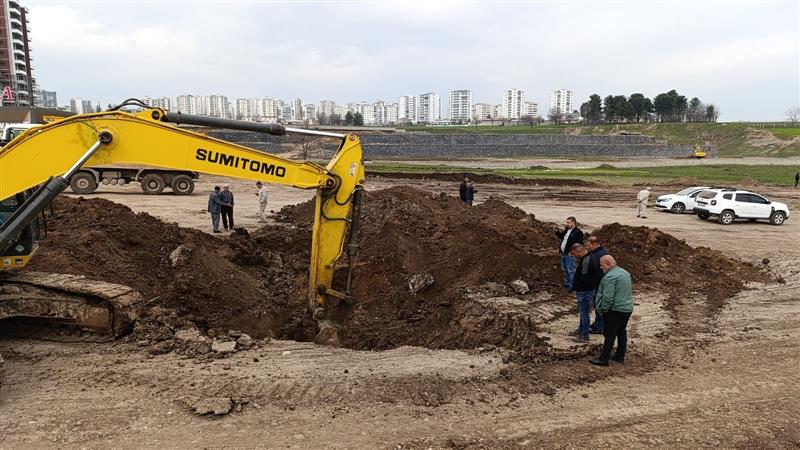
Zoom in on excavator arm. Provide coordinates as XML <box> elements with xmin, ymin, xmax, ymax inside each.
<box><xmin>0</xmin><ymin>105</ymin><xmax>365</xmax><ymax>344</ymax></box>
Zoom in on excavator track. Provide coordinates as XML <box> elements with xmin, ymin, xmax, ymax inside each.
<box><xmin>0</xmin><ymin>272</ymin><xmax>143</xmax><ymax>338</ymax></box>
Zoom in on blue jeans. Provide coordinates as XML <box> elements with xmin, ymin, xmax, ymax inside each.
<box><xmin>211</xmin><ymin>212</ymin><xmax>221</xmax><ymax>231</ymax></box>
<box><xmin>576</xmin><ymin>290</ymin><xmax>596</xmax><ymax>339</ymax></box>
<box><xmin>560</xmin><ymin>254</ymin><xmax>576</xmax><ymax>289</ymax></box>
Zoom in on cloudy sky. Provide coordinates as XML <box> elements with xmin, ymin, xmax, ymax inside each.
<box><xmin>26</xmin><ymin>0</ymin><xmax>799</xmax><ymax>121</ymax></box>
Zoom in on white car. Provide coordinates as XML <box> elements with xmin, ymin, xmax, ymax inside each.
<box><xmin>693</xmin><ymin>188</ymin><xmax>790</xmax><ymax>225</ymax></box>
<box><xmin>655</xmin><ymin>186</ymin><xmax>710</xmax><ymax>214</ymax></box>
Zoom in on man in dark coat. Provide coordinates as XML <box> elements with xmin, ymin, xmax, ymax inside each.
<box><xmin>459</xmin><ymin>177</ymin><xmax>477</xmax><ymax>206</ymax></box>
<box><xmin>555</xmin><ymin>216</ymin><xmax>583</xmax><ymax>291</ymax></box>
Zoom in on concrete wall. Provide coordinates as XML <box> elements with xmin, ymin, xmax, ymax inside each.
<box><xmin>207</xmin><ymin>131</ymin><xmax>692</xmax><ymax>158</ymax></box>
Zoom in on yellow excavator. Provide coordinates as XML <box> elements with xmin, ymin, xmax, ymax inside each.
<box><xmin>0</xmin><ymin>99</ymin><xmax>365</xmax><ymax>346</ymax></box>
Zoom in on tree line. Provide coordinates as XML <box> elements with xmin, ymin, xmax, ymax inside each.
<box><xmin>317</xmin><ymin>111</ymin><xmax>364</xmax><ymax>126</ymax></box>
<box><xmin>579</xmin><ymin>90</ymin><xmax>719</xmax><ymax>124</ymax></box>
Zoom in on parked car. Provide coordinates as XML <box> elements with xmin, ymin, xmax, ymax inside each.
<box><xmin>693</xmin><ymin>188</ymin><xmax>790</xmax><ymax>225</ymax></box>
<box><xmin>655</xmin><ymin>186</ymin><xmax>710</xmax><ymax>213</ymax></box>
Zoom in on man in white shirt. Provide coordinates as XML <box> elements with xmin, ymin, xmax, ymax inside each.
<box><xmin>636</xmin><ymin>186</ymin><xmax>651</xmax><ymax>219</ymax></box>
<box><xmin>256</xmin><ymin>181</ymin><xmax>269</xmax><ymax>222</ymax></box>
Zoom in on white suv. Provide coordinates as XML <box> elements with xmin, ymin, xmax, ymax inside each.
<box><xmin>694</xmin><ymin>188</ymin><xmax>790</xmax><ymax>225</ymax></box>
<box><xmin>655</xmin><ymin>186</ymin><xmax>710</xmax><ymax>214</ymax></box>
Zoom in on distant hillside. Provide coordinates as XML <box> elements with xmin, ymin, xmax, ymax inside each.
<box><xmin>400</xmin><ymin>123</ymin><xmax>800</xmax><ymax>157</ymax></box>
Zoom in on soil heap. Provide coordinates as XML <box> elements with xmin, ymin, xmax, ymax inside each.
<box><xmin>22</xmin><ymin>189</ymin><xmax>768</xmax><ymax>353</ymax></box>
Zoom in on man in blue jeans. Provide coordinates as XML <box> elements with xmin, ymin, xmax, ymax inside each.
<box><xmin>555</xmin><ymin>216</ymin><xmax>584</xmax><ymax>291</ymax></box>
<box><xmin>570</xmin><ymin>243</ymin><xmax>601</xmax><ymax>342</ymax></box>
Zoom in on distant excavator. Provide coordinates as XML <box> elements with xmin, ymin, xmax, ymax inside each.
<box><xmin>0</xmin><ymin>99</ymin><xmax>365</xmax><ymax>346</ymax></box>
<box><xmin>691</xmin><ymin>144</ymin><xmax>707</xmax><ymax>159</ymax></box>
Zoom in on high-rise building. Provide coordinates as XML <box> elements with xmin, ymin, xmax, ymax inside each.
<box><xmin>37</xmin><ymin>89</ymin><xmax>57</xmax><ymax>108</ymax></box>
<box><xmin>418</xmin><ymin>93</ymin><xmax>441</xmax><ymax>124</ymax></box>
<box><xmin>236</xmin><ymin>98</ymin><xmax>255</xmax><ymax>120</ymax></box>
<box><xmin>291</xmin><ymin>98</ymin><xmax>303</xmax><ymax>120</ymax></box>
<box><xmin>208</xmin><ymin>95</ymin><xmax>229</xmax><ymax>118</ymax></box>
<box><xmin>69</xmin><ymin>98</ymin><xmax>84</xmax><ymax>114</ymax></box>
<box><xmin>523</xmin><ymin>101</ymin><xmax>539</xmax><ymax>118</ymax></box>
<box><xmin>82</xmin><ymin>100</ymin><xmax>94</xmax><ymax>113</ymax></box>
<box><xmin>304</xmin><ymin>104</ymin><xmax>317</xmax><ymax>123</ymax></box>
<box><xmin>1</xmin><ymin>0</ymin><xmax>36</xmax><ymax>106</ymax></box>
<box><xmin>448</xmin><ymin>90</ymin><xmax>473</xmax><ymax>123</ymax></box>
<box><xmin>143</xmin><ymin>96</ymin><xmax>171</xmax><ymax>111</ymax></box>
<box><xmin>398</xmin><ymin>95</ymin><xmax>417</xmax><ymax>123</ymax></box>
<box><xmin>472</xmin><ymin>103</ymin><xmax>494</xmax><ymax>121</ymax></box>
<box><xmin>501</xmin><ymin>89</ymin><xmax>525</xmax><ymax>119</ymax></box>
<box><xmin>493</xmin><ymin>104</ymin><xmax>502</xmax><ymax>119</ymax></box>
<box><xmin>550</xmin><ymin>89</ymin><xmax>574</xmax><ymax>115</ymax></box>
<box><xmin>318</xmin><ymin>99</ymin><xmax>335</xmax><ymax>117</ymax></box>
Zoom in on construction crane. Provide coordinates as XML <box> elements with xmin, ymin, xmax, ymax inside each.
<box><xmin>0</xmin><ymin>99</ymin><xmax>365</xmax><ymax>346</ymax></box>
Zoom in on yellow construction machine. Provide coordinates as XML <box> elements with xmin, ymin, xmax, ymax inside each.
<box><xmin>0</xmin><ymin>99</ymin><xmax>365</xmax><ymax>345</ymax></box>
<box><xmin>691</xmin><ymin>144</ymin><xmax>707</xmax><ymax>159</ymax></box>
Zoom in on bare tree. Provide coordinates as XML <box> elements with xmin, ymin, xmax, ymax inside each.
<box><xmin>292</xmin><ymin>135</ymin><xmax>322</xmax><ymax>160</ymax></box>
<box><xmin>548</xmin><ymin>107</ymin><xmax>563</xmax><ymax>125</ymax></box>
<box><xmin>785</xmin><ymin>107</ymin><xmax>800</xmax><ymax>125</ymax></box>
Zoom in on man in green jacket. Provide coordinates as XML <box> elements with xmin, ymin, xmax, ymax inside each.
<box><xmin>590</xmin><ymin>255</ymin><xmax>634</xmax><ymax>366</ymax></box>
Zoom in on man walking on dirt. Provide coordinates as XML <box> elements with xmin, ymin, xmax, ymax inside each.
<box><xmin>637</xmin><ymin>186</ymin><xmax>651</xmax><ymax>218</ymax></box>
<box><xmin>207</xmin><ymin>186</ymin><xmax>224</xmax><ymax>233</ymax></box>
<box><xmin>219</xmin><ymin>184</ymin><xmax>235</xmax><ymax>230</ymax></box>
<box><xmin>256</xmin><ymin>181</ymin><xmax>269</xmax><ymax>222</ymax></box>
<box><xmin>459</xmin><ymin>177</ymin><xmax>477</xmax><ymax>206</ymax></box>
<box><xmin>590</xmin><ymin>255</ymin><xmax>634</xmax><ymax>366</ymax></box>
<box><xmin>795</xmin><ymin>172</ymin><xmax>799</xmax><ymax>188</ymax></box>
<box><xmin>555</xmin><ymin>216</ymin><xmax>583</xmax><ymax>291</ymax></box>
<box><xmin>569</xmin><ymin>243</ymin><xmax>601</xmax><ymax>342</ymax></box>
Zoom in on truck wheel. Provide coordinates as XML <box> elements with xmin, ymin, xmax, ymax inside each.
<box><xmin>170</xmin><ymin>175</ymin><xmax>195</xmax><ymax>195</ymax></box>
<box><xmin>670</xmin><ymin>203</ymin><xmax>685</xmax><ymax>214</ymax></box>
<box><xmin>718</xmin><ymin>210</ymin><xmax>735</xmax><ymax>225</ymax></box>
<box><xmin>770</xmin><ymin>211</ymin><xmax>786</xmax><ymax>226</ymax></box>
<box><xmin>140</xmin><ymin>173</ymin><xmax>165</xmax><ymax>194</ymax></box>
<box><xmin>69</xmin><ymin>172</ymin><xmax>97</xmax><ymax>195</ymax></box>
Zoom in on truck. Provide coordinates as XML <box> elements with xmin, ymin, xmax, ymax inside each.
<box><xmin>1</xmin><ymin>123</ymin><xmax>199</xmax><ymax>195</ymax></box>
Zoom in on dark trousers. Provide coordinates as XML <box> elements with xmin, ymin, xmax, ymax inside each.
<box><xmin>599</xmin><ymin>310</ymin><xmax>632</xmax><ymax>361</ymax></box>
<box><xmin>221</xmin><ymin>206</ymin><xmax>234</xmax><ymax>229</ymax></box>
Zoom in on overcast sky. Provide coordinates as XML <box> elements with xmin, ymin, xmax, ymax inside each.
<box><xmin>26</xmin><ymin>0</ymin><xmax>800</xmax><ymax>121</ymax></box>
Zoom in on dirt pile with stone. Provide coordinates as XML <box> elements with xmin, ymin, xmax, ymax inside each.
<box><xmin>21</xmin><ymin>190</ymin><xmax>769</xmax><ymax>354</ymax></box>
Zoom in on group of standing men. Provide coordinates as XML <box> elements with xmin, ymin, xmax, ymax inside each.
<box><xmin>556</xmin><ymin>217</ymin><xmax>634</xmax><ymax>366</ymax></box>
<box><xmin>207</xmin><ymin>182</ymin><xmax>270</xmax><ymax>233</ymax></box>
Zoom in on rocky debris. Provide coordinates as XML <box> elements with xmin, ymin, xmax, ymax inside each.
<box><xmin>192</xmin><ymin>397</ymin><xmax>233</xmax><ymax>416</ymax></box>
<box><xmin>408</xmin><ymin>273</ymin><xmax>435</xmax><ymax>294</ymax></box>
<box><xmin>510</xmin><ymin>280</ymin><xmax>530</xmax><ymax>295</ymax></box>
<box><xmin>236</xmin><ymin>333</ymin><xmax>254</xmax><ymax>349</ymax></box>
<box><xmin>169</xmin><ymin>244</ymin><xmax>193</xmax><ymax>267</ymax></box>
<box><xmin>211</xmin><ymin>340</ymin><xmax>237</xmax><ymax>354</ymax></box>
<box><xmin>762</xmin><ymin>258</ymin><xmax>770</xmax><ymax>265</ymax></box>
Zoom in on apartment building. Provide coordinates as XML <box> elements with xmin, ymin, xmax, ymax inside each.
<box><xmin>550</xmin><ymin>89</ymin><xmax>574</xmax><ymax>115</ymax></box>
<box><xmin>501</xmin><ymin>89</ymin><xmax>524</xmax><ymax>119</ymax></box>
<box><xmin>37</xmin><ymin>89</ymin><xmax>57</xmax><ymax>108</ymax></box>
<box><xmin>0</xmin><ymin>0</ymin><xmax>35</xmax><ymax>106</ymax></box>
<box><xmin>472</xmin><ymin>103</ymin><xmax>494</xmax><ymax>120</ymax></box>
<box><xmin>208</xmin><ymin>95</ymin><xmax>230</xmax><ymax>118</ymax></box>
<box><xmin>418</xmin><ymin>93</ymin><xmax>441</xmax><ymax>124</ymax></box>
<box><xmin>523</xmin><ymin>101</ymin><xmax>539</xmax><ymax>118</ymax></box>
<box><xmin>449</xmin><ymin>90</ymin><xmax>473</xmax><ymax>123</ymax></box>
<box><xmin>398</xmin><ymin>95</ymin><xmax>417</xmax><ymax>123</ymax></box>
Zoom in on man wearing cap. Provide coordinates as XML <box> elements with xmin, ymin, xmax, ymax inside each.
<box><xmin>219</xmin><ymin>184</ymin><xmax>235</xmax><ymax>230</ymax></box>
<box><xmin>207</xmin><ymin>186</ymin><xmax>224</xmax><ymax>233</ymax></box>
<box><xmin>256</xmin><ymin>181</ymin><xmax>269</xmax><ymax>222</ymax></box>
<box><xmin>636</xmin><ymin>186</ymin><xmax>651</xmax><ymax>218</ymax></box>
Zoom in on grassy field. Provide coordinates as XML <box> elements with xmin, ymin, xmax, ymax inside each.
<box><xmin>399</xmin><ymin>123</ymin><xmax>800</xmax><ymax>157</ymax></box>
<box><xmin>767</xmin><ymin>127</ymin><xmax>800</xmax><ymax>140</ymax></box>
<box><xmin>368</xmin><ymin>163</ymin><xmax>800</xmax><ymax>186</ymax></box>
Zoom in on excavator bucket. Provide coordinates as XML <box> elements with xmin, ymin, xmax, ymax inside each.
<box><xmin>0</xmin><ymin>272</ymin><xmax>143</xmax><ymax>339</ymax></box>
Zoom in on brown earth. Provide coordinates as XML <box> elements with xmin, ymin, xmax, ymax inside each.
<box><xmin>25</xmin><ymin>188</ymin><xmax>767</xmax><ymax>357</ymax></box>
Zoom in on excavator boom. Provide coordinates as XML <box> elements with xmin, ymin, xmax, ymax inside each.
<box><xmin>0</xmin><ymin>105</ymin><xmax>365</xmax><ymax>344</ymax></box>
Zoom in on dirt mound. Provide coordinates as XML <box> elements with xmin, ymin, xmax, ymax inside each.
<box><xmin>591</xmin><ymin>223</ymin><xmax>769</xmax><ymax>316</ymax></box>
<box><xmin>24</xmin><ymin>190</ymin><xmax>769</xmax><ymax>354</ymax></box>
<box><xmin>27</xmin><ymin>197</ymin><xmax>306</xmax><ymax>339</ymax></box>
<box><xmin>368</xmin><ymin>171</ymin><xmax>598</xmax><ymax>187</ymax></box>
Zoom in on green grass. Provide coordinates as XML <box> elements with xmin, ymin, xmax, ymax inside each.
<box><xmin>368</xmin><ymin>163</ymin><xmax>800</xmax><ymax>186</ymax></box>
<box><xmin>767</xmin><ymin>127</ymin><xmax>800</xmax><ymax>140</ymax></box>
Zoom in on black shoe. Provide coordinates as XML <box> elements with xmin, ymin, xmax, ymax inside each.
<box><xmin>213</xmin><ymin>230</ymin><xmax>222</xmax><ymax>233</ymax></box>
<box><xmin>589</xmin><ymin>358</ymin><xmax>609</xmax><ymax>366</ymax></box>
<box><xmin>568</xmin><ymin>329</ymin><xmax>580</xmax><ymax>337</ymax></box>
<box><xmin>612</xmin><ymin>355</ymin><xmax>625</xmax><ymax>364</ymax></box>
<box><xmin>589</xmin><ymin>329</ymin><xmax>604</xmax><ymax>335</ymax></box>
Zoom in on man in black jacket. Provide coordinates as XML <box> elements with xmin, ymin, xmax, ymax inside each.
<box><xmin>585</xmin><ymin>235</ymin><xmax>607</xmax><ymax>333</ymax></box>
<box><xmin>459</xmin><ymin>177</ymin><xmax>477</xmax><ymax>206</ymax></box>
<box><xmin>570</xmin><ymin>243</ymin><xmax>602</xmax><ymax>341</ymax></box>
<box><xmin>555</xmin><ymin>216</ymin><xmax>583</xmax><ymax>291</ymax></box>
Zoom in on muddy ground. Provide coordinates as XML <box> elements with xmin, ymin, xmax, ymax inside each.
<box><xmin>1</xmin><ymin>175</ymin><xmax>800</xmax><ymax>448</ymax></box>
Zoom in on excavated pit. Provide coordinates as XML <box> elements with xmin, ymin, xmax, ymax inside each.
<box><xmin>20</xmin><ymin>188</ymin><xmax>769</xmax><ymax>354</ymax></box>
